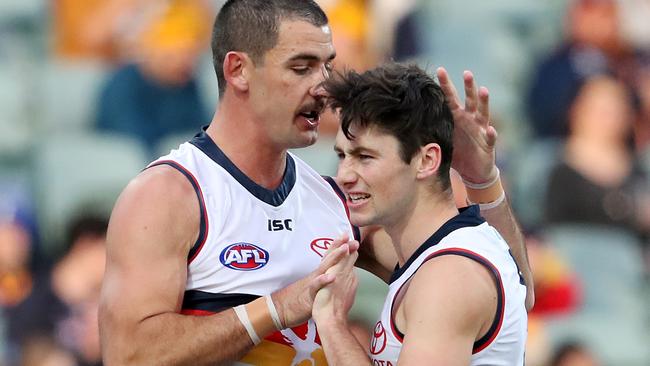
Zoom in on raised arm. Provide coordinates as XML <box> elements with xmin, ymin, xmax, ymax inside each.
<box><xmin>99</xmin><ymin>166</ymin><xmax>352</xmax><ymax>365</ymax></box>
<box><xmin>437</xmin><ymin>67</ymin><xmax>534</xmax><ymax>310</ymax></box>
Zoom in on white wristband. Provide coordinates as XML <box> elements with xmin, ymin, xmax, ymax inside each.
<box><xmin>234</xmin><ymin>305</ymin><xmax>261</xmax><ymax>345</ymax></box>
<box><xmin>461</xmin><ymin>167</ymin><xmax>500</xmax><ymax>189</ymax></box>
<box><xmin>467</xmin><ymin>189</ymin><xmax>506</xmax><ymax>211</ymax></box>
<box><xmin>265</xmin><ymin>295</ymin><xmax>283</xmax><ymax>330</ymax></box>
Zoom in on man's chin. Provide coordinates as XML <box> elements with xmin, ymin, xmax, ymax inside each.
<box><xmin>349</xmin><ymin>214</ymin><xmax>372</xmax><ymax>228</ymax></box>
<box><xmin>290</xmin><ymin>131</ymin><xmax>319</xmax><ymax>149</ymax></box>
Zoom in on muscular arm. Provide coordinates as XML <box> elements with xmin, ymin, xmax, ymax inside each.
<box><xmin>398</xmin><ymin>256</ymin><xmax>495</xmax><ymax>365</ymax></box>
<box><xmin>99</xmin><ymin>166</ymin><xmax>255</xmax><ymax>365</ymax></box>
<box><xmin>100</xmin><ymin>166</ymin><xmax>348</xmax><ymax>365</ymax></box>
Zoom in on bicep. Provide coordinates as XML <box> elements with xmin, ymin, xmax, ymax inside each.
<box><xmin>100</xmin><ymin>168</ymin><xmax>199</xmax><ymax>331</ymax></box>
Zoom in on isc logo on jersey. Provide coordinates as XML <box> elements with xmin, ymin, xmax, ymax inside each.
<box><xmin>220</xmin><ymin>243</ymin><xmax>269</xmax><ymax>271</ymax></box>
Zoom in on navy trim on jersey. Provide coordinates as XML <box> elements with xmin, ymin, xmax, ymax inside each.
<box><xmin>388</xmin><ymin>247</ymin><xmax>505</xmax><ymax>354</ymax></box>
<box><xmin>323</xmin><ymin>176</ymin><xmax>361</xmax><ymax>241</ymax></box>
<box><xmin>190</xmin><ymin>130</ymin><xmax>296</xmax><ymax>207</ymax></box>
<box><xmin>147</xmin><ymin>161</ymin><xmax>208</xmax><ymax>263</ymax></box>
<box><xmin>182</xmin><ymin>290</ymin><xmax>260</xmax><ymax>313</ymax></box>
<box><xmin>429</xmin><ymin>249</ymin><xmax>505</xmax><ymax>354</ymax></box>
<box><xmin>389</xmin><ymin>205</ymin><xmax>485</xmax><ymax>284</ymax></box>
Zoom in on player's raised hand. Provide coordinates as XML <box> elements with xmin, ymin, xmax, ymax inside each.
<box><xmin>272</xmin><ymin>235</ymin><xmax>359</xmax><ymax>328</ymax></box>
<box><xmin>437</xmin><ymin>67</ymin><xmax>498</xmax><ymax>185</ymax></box>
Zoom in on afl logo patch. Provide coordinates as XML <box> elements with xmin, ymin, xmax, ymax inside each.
<box><xmin>220</xmin><ymin>243</ymin><xmax>269</xmax><ymax>271</ymax></box>
<box><xmin>370</xmin><ymin>321</ymin><xmax>387</xmax><ymax>355</ymax></box>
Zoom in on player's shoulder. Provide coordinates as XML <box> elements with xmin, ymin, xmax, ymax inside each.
<box><xmin>113</xmin><ymin>164</ymin><xmax>199</xmax><ymax>219</ymax></box>
<box><xmin>407</xmin><ymin>254</ymin><xmax>496</xmax><ymax>313</ymax></box>
<box><xmin>132</xmin><ymin>164</ymin><xmax>196</xmax><ymax>198</ymax></box>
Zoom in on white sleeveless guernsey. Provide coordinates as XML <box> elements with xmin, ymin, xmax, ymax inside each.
<box><xmin>149</xmin><ymin>131</ymin><xmax>357</xmax><ymax>366</ymax></box>
<box><xmin>369</xmin><ymin>206</ymin><xmax>527</xmax><ymax>366</ymax></box>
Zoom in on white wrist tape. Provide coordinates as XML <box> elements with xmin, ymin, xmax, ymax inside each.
<box><xmin>265</xmin><ymin>295</ymin><xmax>283</xmax><ymax>330</ymax></box>
<box><xmin>467</xmin><ymin>189</ymin><xmax>506</xmax><ymax>211</ymax></box>
<box><xmin>234</xmin><ymin>305</ymin><xmax>261</xmax><ymax>345</ymax></box>
<box><xmin>462</xmin><ymin>167</ymin><xmax>500</xmax><ymax>189</ymax></box>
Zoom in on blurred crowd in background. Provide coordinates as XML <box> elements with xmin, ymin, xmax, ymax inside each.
<box><xmin>0</xmin><ymin>0</ymin><xmax>649</xmax><ymax>365</ymax></box>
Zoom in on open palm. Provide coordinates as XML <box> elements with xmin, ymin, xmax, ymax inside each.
<box><xmin>437</xmin><ymin>67</ymin><xmax>498</xmax><ymax>185</ymax></box>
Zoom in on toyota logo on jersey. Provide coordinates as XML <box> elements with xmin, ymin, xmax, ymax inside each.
<box><xmin>220</xmin><ymin>243</ymin><xmax>269</xmax><ymax>271</ymax></box>
<box><xmin>370</xmin><ymin>321</ymin><xmax>387</xmax><ymax>355</ymax></box>
<box><xmin>310</xmin><ymin>238</ymin><xmax>333</xmax><ymax>257</ymax></box>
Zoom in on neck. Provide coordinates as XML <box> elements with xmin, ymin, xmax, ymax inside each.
<box><xmin>385</xmin><ymin>190</ymin><xmax>459</xmax><ymax>266</ymax></box>
<box><xmin>206</xmin><ymin>95</ymin><xmax>287</xmax><ymax>190</ymax></box>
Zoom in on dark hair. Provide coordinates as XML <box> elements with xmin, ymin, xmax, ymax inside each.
<box><xmin>325</xmin><ymin>63</ymin><xmax>454</xmax><ymax>190</ymax></box>
<box><xmin>65</xmin><ymin>214</ymin><xmax>109</xmax><ymax>250</ymax></box>
<box><xmin>549</xmin><ymin>341</ymin><xmax>594</xmax><ymax>366</ymax></box>
<box><xmin>212</xmin><ymin>0</ymin><xmax>328</xmax><ymax>97</ymax></box>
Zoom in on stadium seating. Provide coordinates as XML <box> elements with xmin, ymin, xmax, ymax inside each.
<box><xmin>0</xmin><ymin>0</ymin><xmax>42</xmax><ymax>23</ymax></box>
<box><xmin>31</xmin><ymin>131</ymin><xmax>149</xmax><ymax>255</ymax></box>
<box><xmin>542</xmin><ymin>224</ymin><xmax>650</xmax><ymax>365</ymax></box>
<box><xmin>509</xmin><ymin>138</ymin><xmax>563</xmax><ymax>229</ymax></box>
<box><xmin>39</xmin><ymin>61</ymin><xmax>109</xmax><ymax>135</ymax></box>
<box><xmin>0</xmin><ymin>65</ymin><xmax>32</xmax><ymax>159</ymax></box>
<box><xmin>289</xmin><ymin>136</ymin><xmax>338</xmax><ymax>177</ymax></box>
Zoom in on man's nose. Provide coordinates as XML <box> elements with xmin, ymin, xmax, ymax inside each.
<box><xmin>309</xmin><ymin>65</ymin><xmax>331</xmax><ymax>97</ymax></box>
<box><xmin>336</xmin><ymin>160</ymin><xmax>357</xmax><ymax>187</ymax></box>
<box><xmin>310</xmin><ymin>82</ymin><xmax>327</xmax><ymax>98</ymax></box>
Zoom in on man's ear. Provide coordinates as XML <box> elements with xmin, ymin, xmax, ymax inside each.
<box><xmin>223</xmin><ymin>51</ymin><xmax>252</xmax><ymax>93</ymax></box>
<box><xmin>416</xmin><ymin>143</ymin><xmax>442</xmax><ymax>180</ymax></box>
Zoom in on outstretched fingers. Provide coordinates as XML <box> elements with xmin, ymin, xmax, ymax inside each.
<box><xmin>477</xmin><ymin>86</ymin><xmax>490</xmax><ymax>128</ymax></box>
<box><xmin>463</xmin><ymin>71</ymin><xmax>479</xmax><ymax>113</ymax></box>
<box><xmin>437</xmin><ymin>67</ymin><xmax>461</xmax><ymax>111</ymax></box>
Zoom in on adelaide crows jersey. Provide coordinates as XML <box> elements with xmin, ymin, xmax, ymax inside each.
<box><xmin>149</xmin><ymin>131</ymin><xmax>357</xmax><ymax>366</ymax></box>
<box><xmin>369</xmin><ymin>206</ymin><xmax>527</xmax><ymax>366</ymax></box>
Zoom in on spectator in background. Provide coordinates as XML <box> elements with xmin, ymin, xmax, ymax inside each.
<box><xmin>19</xmin><ymin>336</ymin><xmax>76</xmax><ymax>366</ymax></box>
<box><xmin>526</xmin><ymin>0</ymin><xmax>649</xmax><ymax>146</ymax></box>
<box><xmin>0</xmin><ymin>215</ymin><xmax>33</xmax><ymax>310</ymax></box>
<box><xmin>367</xmin><ymin>0</ymin><xmax>418</xmax><ymax>62</ymax></box>
<box><xmin>0</xmin><ymin>199</ymin><xmax>40</xmax><ymax>366</ymax></box>
<box><xmin>96</xmin><ymin>0</ymin><xmax>211</xmax><ymax>156</ymax></box>
<box><xmin>53</xmin><ymin>0</ymin><xmax>126</xmax><ymax>62</ymax></box>
<box><xmin>53</xmin><ymin>0</ymin><xmax>213</xmax><ymax>63</ymax></box>
<box><xmin>319</xmin><ymin>0</ymin><xmax>374</xmax><ymax>72</ymax></box>
<box><xmin>314</xmin><ymin>0</ymin><xmax>376</xmax><ymax>136</ymax></box>
<box><xmin>6</xmin><ymin>214</ymin><xmax>108</xmax><ymax>366</ymax></box>
<box><xmin>549</xmin><ymin>341</ymin><xmax>601</xmax><ymax>366</ymax></box>
<box><xmin>543</xmin><ymin>74</ymin><xmax>650</xmax><ymax>240</ymax></box>
<box><xmin>50</xmin><ymin>215</ymin><xmax>107</xmax><ymax>366</ymax></box>
<box><xmin>526</xmin><ymin>234</ymin><xmax>581</xmax><ymax>316</ymax></box>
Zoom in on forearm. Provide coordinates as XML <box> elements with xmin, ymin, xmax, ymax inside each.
<box><xmin>315</xmin><ymin>317</ymin><xmax>372</xmax><ymax>366</ymax></box>
<box><xmin>480</xmin><ymin>197</ymin><xmax>535</xmax><ymax>310</ymax></box>
<box><xmin>101</xmin><ymin>309</ymin><xmax>254</xmax><ymax>366</ymax></box>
